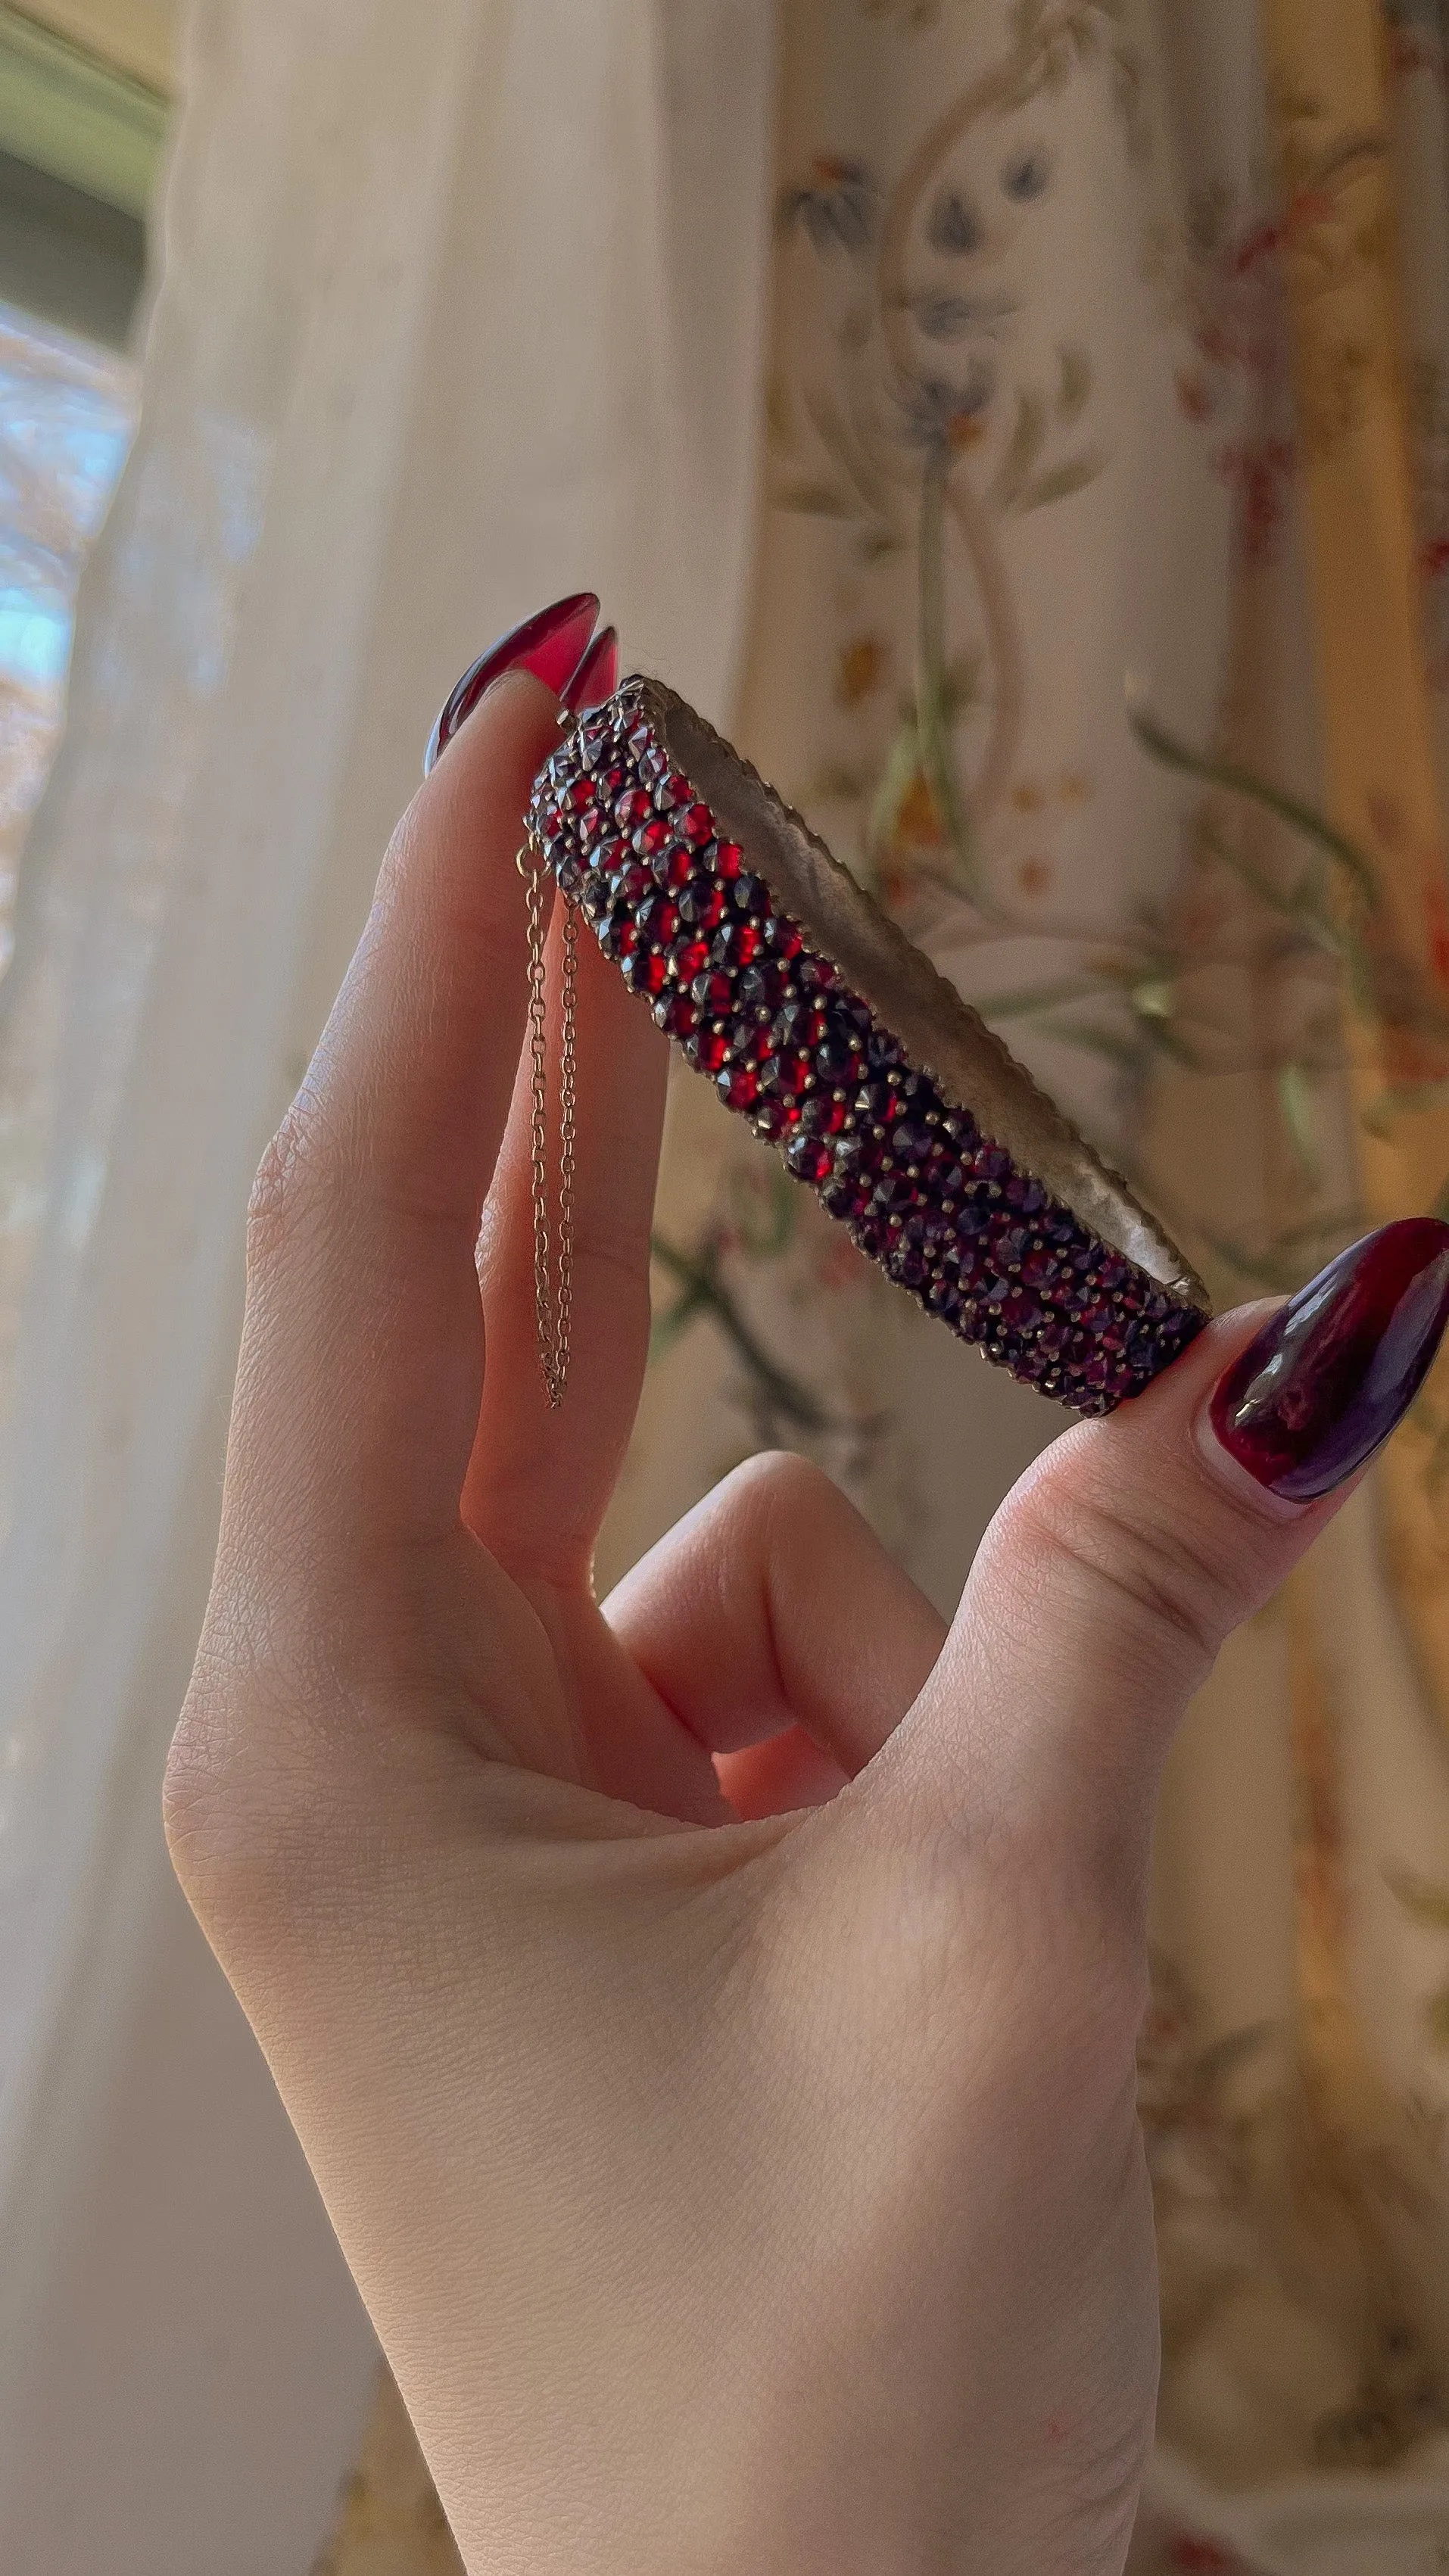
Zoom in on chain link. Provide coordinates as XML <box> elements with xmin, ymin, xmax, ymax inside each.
<box><xmin>517</xmin><ymin>834</ymin><xmax>578</xmax><ymax>1409</ymax></box>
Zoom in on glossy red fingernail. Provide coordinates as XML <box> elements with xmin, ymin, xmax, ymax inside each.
<box><xmin>561</xmin><ymin>623</ymin><xmax>619</xmax><ymax>715</ymax></box>
<box><xmin>424</xmin><ymin>592</ymin><xmax>600</xmax><ymax>774</ymax></box>
<box><xmin>1209</xmin><ymin>1218</ymin><xmax>1449</xmax><ymax>1501</ymax></box>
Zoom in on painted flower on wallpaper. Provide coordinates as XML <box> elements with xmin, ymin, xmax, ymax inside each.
<box><xmin>1383</xmin><ymin>0</ymin><xmax>1447</xmax><ymax>81</ymax></box>
<box><xmin>1139</xmin><ymin>1945</ymin><xmax>1449</xmax><ymax>2479</ymax></box>
<box><xmin>777</xmin><ymin>156</ymin><xmax>877</xmax><ymax>254</ymax></box>
<box><xmin>1001</xmin><ymin>142</ymin><xmax>1052</xmax><ymax>199</ymax></box>
<box><xmin>771</xmin><ymin>10</ymin><xmax>1132</xmax><ymax>905</ymax></box>
<box><xmin>650</xmin><ymin>1157</ymin><xmax>889</xmax><ymax>1478</ymax></box>
<box><xmin>834</xmin><ymin>634</ymin><xmax>891</xmax><ymax>706</ymax></box>
<box><xmin>1161</xmin><ymin>182</ymin><xmax>1298</xmax><ymax>569</ymax></box>
<box><xmin>929</xmin><ymin>185</ymin><xmax>984</xmax><ymax>251</ymax></box>
<box><xmin>1268</xmin><ymin>83</ymin><xmax>1396</xmax><ymax>457</ymax></box>
<box><xmin>1414</xmin><ymin>355</ymin><xmax>1449</xmax><ymax>690</ymax></box>
<box><xmin>899</xmin><ymin>363</ymin><xmax>997</xmax><ymax>447</ymax></box>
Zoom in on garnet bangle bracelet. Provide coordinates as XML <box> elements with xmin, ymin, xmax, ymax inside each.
<box><xmin>527</xmin><ymin>675</ymin><xmax>1210</xmax><ymax>1416</ymax></box>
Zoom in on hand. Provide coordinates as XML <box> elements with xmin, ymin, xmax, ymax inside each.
<box><xmin>165</xmin><ymin>665</ymin><xmax>1397</xmax><ymax>2575</ymax></box>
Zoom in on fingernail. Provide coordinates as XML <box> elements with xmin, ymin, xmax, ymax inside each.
<box><xmin>561</xmin><ymin>622</ymin><xmax>619</xmax><ymax>715</ymax></box>
<box><xmin>1207</xmin><ymin>1218</ymin><xmax>1449</xmax><ymax>1503</ymax></box>
<box><xmin>424</xmin><ymin>592</ymin><xmax>600</xmax><ymax>774</ymax></box>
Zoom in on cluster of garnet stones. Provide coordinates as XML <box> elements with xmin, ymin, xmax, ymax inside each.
<box><xmin>528</xmin><ymin>681</ymin><xmax>1207</xmax><ymax>1413</ymax></box>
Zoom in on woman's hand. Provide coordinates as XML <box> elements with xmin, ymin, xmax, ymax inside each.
<box><xmin>165</xmin><ymin>659</ymin><xmax>1414</xmax><ymax>2576</ymax></box>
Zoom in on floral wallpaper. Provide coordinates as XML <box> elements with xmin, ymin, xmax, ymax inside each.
<box><xmin>629</xmin><ymin>0</ymin><xmax>1449</xmax><ymax>2560</ymax></box>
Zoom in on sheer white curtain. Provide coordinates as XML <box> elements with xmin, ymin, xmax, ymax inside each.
<box><xmin>0</xmin><ymin>2</ymin><xmax>777</xmax><ymax>2561</ymax></box>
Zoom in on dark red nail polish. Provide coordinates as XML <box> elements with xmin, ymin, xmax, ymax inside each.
<box><xmin>1209</xmin><ymin>1218</ymin><xmax>1449</xmax><ymax>1501</ymax></box>
<box><xmin>561</xmin><ymin>623</ymin><xmax>619</xmax><ymax>715</ymax></box>
<box><xmin>424</xmin><ymin>593</ymin><xmax>600</xmax><ymax>774</ymax></box>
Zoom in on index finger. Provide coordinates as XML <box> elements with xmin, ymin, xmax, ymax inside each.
<box><xmin>229</xmin><ymin>670</ymin><xmax>561</xmax><ymax>1586</ymax></box>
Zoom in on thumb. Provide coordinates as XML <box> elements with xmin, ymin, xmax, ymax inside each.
<box><xmin>869</xmin><ymin>1218</ymin><xmax>1449</xmax><ymax>1886</ymax></box>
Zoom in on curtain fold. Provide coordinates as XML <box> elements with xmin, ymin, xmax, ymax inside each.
<box><xmin>1262</xmin><ymin>0</ymin><xmax>1449</xmax><ymax>1719</ymax></box>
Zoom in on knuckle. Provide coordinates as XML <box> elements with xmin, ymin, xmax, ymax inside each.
<box><xmin>753</xmin><ymin>1447</ymin><xmax>834</xmax><ymax>1515</ymax></box>
<box><xmin>712</xmin><ymin>1448</ymin><xmax>837</xmax><ymax>1550</ymax></box>
<box><xmin>731</xmin><ymin>1446</ymin><xmax>818</xmax><ymax>1498</ymax></box>
<box><xmin>1005</xmin><ymin>1461</ymin><xmax>1239</xmax><ymax>1681</ymax></box>
<box><xmin>163</xmin><ymin>1684</ymin><xmax>245</xmax><ymax>1903</ymax></box>
<box><xmin>164</xmin><ymin>1667</ymin><xmax>270</xmax><ymax>1908</ymax></box>
<box><xmin>163</xmin><ymin>1674</ymin><xmax>269</xmax><ymax>1922</ymax></box>
<box><xmin>245</xmin><ymin>1089</ymin><xmax>335</xmax><ymax>1269</ymax></box>
<box><xmin>162</xmin><ymin>1615</ymin><xmax>349</xmax><ymax>1931</ymax></box>
<box><xmin>742</xmin><ymin>1447</ymin><xmax>849</xmax><ymax>1543</ymax></box>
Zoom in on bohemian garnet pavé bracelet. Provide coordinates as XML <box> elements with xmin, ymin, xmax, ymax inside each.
<box><xmin>520</xmin><ymin>673</ymin><xmax>1210</xmax><ymax>1416</ymax></box>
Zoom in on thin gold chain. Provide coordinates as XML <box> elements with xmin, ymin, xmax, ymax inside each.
<box><xmin>517</xmin><ymin>833</ymin><xmax>578</xmax><ymax>1409</ymax></box>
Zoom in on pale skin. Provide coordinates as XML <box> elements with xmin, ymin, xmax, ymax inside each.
<box><xmin>166</xmin><ymin>669</ymin><xmax>1348</xmax><ymax>2574</ymax></box>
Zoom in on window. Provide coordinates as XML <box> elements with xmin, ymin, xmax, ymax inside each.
<box><xmin>0</xmin><ymin>1</ymin><xmax>169</xmax><ymax>961</ymax></box>
<box><xmin>0</xmin><ymin>301</ymin><xmax>134</xmax><ymax>959</ymax></box>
